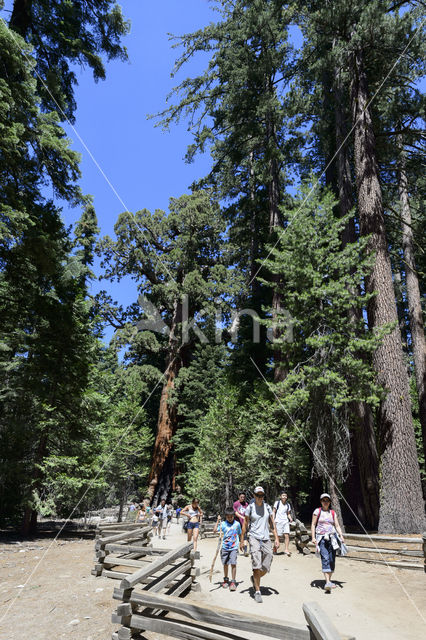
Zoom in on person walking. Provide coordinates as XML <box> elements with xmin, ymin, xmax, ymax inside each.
<box><xmin>240</xmin><ymin>486</ymin><xmax>279</xmax><ymax>603</ymax></box>
<box><xmin>166</xmin><ymin>503</ymin><xmax>173</xmax><ymax>534</ymax></box>
<box><xmin>311</xmin><ymin>493</ymin><xmax>345</xmax><ymax>593</ymax></box>
<box><xmin>273</xmin><ymin>492</ymin><xmax>293</xmax><ymax>556</ymax></box>
<box><xmin>233</xmin><ymin>492</ymin><xmax>249</xmax><ymax>555</ymax></box>
<box><xmin>213</xmin><ymin>507</ymin><xmax>242</xmax><ymax>591</ymax></box>
<box><xmin>155</xmin><ymin>499</ymin><xmax>169</xmax><ymax>539</ymax></box>
<box><xmin>181</xmin><ymin>498</ymin><xmax>203</xmax><ymax>552</ymax></box>
<box><xmin>134</xmin><ymin>503</ymin><xmax>146</xmax><ymax>523</ymax></box>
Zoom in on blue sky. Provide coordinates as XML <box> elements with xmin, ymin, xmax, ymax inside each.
<box><xmin>61</xmin><ymin>1</ymin><xmax>220</xmax><ymax>332</ymax></box>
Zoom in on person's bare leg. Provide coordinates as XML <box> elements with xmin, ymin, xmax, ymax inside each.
<box><xmin>284</xmin><ymin>533</ymin><xmax>290</xmax><ymax>553</ymax></box>
<box><xmin>223</xmin><ymin>564</ymin><xmax>229</xmax><ymax>579</ymax></box>
<box><xmin>252</xmin><ymin>568</ymin><xmax>266</xmax><ymax>591</ymax></box>
<box><xmin>193</xmin><ymin>527</ymin><xmax>199</xmax><ymax>551</ymax></box>
<box><xmin>187</xmin><ymin>528</ymin><xmax>192</xmax><ymax>544</ymax></box>
<box><xmin>231</xmin><ymin>564</ymin><xmax>236</xmax><ymax>581</ymax></box>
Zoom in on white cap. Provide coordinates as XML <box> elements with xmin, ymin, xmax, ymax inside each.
<box><xmin>320</xmin><ymin>493</ymin><xmax>331</xmax><ymax>500</ymax></box>
<box><xmin>254</xmin><ymin>486</ymin><xmax>265</xmax><ymax>494</ymax></box>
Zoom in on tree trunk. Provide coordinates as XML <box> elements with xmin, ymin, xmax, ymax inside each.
<box><xmin>225</xmin><ymin>469</ymin><xmax>234</xmax><ymax>508</ymax></box>
<box><xmin>266</xmin><ymin>107</ymin><xmax>286</xmax><ymax>383</ymax></box>
<box><xmin>351</xmin><ymin>49</ymin><xmax>425</xmax><ymax>533</ymax></box>
<box><xmin>328</xmin><ymin>476</ymin><xmax>345</xmax><ymax>533</ymax></box>
<box><xmin>10</xmin><ymin>0</ymin><xmax>32</xmax><ymax>36</ymax></box>
<box><xmin>398</xmin><ymin>144</ymin><xmax>426</xmax><ymax>466</ymax></box>
<box><xmin>334</xmin><ymin>68</ymin><xmax>380</xmax><ymax>530</ymax></box>
<box><xmin>147</xmin><ymin>355</ymin><xmax>180</xmax><ymax>505</ymax></box>
<box><xmin>21</xmin><ymin>431</ymin><xmax>48</xmax><ymax>536</ymax></box>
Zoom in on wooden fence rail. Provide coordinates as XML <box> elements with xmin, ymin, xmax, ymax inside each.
<box><xmin>92</xmin><ymin>522</ymin><xmax>152</xmax><ymax>577</ymax></box>
<box><xmin>294</xmin><ymin>521</ymin><xmax>425</xmax><ymax>571</ymax></box>
<box><xmin>110</xmin><ymin>588</ymin><xmax>355</xmax><ymax>640</ymax></box>
<box><xmin>111</xmin><ymin>542</ymin><xmax>200</xmax><ymax>640</ymax></box>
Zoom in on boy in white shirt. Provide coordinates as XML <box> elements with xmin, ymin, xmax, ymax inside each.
<box><xmin>273</xmin><ymin>492</ymin><xmax>293</xmax><ymax>556</ymax></box>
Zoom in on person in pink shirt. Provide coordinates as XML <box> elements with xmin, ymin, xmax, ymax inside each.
<box><xmin>233</xmin><ymin>492</ymin><xmax>249</xmax><ymax>555</ymax></box>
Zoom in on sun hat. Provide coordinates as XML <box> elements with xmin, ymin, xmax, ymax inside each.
<box><xmin>320</xmin><ymin>493</ymin><xmax>331</xmax><ymax>500</ymax></box>
<box><xmin>254</xmin><ymin>486</ymin><xmax>265</xmax><ymax>494</ymax></box>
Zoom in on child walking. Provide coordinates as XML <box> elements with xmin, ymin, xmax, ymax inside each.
<box><xmin>213</xmin><ymin>507</ymin><xmax>242</xmax><ymax>591</ymax></box>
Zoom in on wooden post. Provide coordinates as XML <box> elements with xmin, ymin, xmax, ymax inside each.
<box><xmin>422</xmin><ymin>532</ymin><xmax>426</xmax><ymax>573</ymax></box>
<box><xmin>303</xmin><ymin>602</ymin><xmax>355</xmax><ymax>640</ymax></box>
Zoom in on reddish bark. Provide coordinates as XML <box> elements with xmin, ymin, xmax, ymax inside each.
<box><xmin>147</xmin><ymin>356</ymin><xmax>180</xmax><ymax>503</ymax></box>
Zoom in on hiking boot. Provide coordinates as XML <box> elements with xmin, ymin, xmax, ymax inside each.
<box><xmin>254</xmin><ymin>591</ymin><xmax>263</xmax><ymax>603</ymax></box>
<box><xmin>229</xmin><ymin>580</ymin><xmax>237</xmax><ymax>591</ymax></box>
<box><xmin>221</xmin><ymin>577</ymin><xmax>229</xmax><ymax>588</ymax></box>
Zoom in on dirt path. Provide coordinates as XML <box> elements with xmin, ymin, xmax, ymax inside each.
<box><xmin>192</xmin><ymin>533</ymin><xmax>426</xmax><ymax>640</ymax></box>
<box><xmin>0</xmin><ymin>525</ymin><xmax>425</xmax><ymax>640</ymax></box>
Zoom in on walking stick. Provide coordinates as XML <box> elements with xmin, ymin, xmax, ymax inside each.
<box><xmin>209</xmin><ymin>517</ymin><xmax>223</xmax><ymax>582</ymax></box>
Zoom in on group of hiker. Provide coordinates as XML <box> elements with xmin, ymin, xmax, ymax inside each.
<box><xmin>128</xmin><ymin>487</ymin><xmax>346</xmax><ymax>601</ymax></box>
<box><xmin>211</xmin><ymin>488</ymin><xmax>345</xmax><ymax>601</ymax></box>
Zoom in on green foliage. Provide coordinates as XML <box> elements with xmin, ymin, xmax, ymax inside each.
<box><xmin>262</xmin><ymin>184</ymin><xmax>384</xmax><ymax>485</ymax></box>
<box><xmin>5</xmin><ymin>0</ymin><xmax>130</xmax><ymax>121</ymax></box>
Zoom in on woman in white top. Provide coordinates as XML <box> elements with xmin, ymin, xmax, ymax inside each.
<box><xmin>311</xmin><ymin>493</ymin><xmax>345</xmax><ymax>592</ymax></box>
<box><xmin>181</xmin><ymin>498</ymin><xmax>203</xmax><ymax>552</ymax></box>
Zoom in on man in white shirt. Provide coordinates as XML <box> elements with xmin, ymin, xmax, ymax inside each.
<box><xmin>240</xmin><ymin>486</ymin><xmax>279</xmax><ymax>603</ymax></box>
<box><xmin>273</xmin><ymin>492</ymin><xmax>293</xmax><ymax>556</ymax></box>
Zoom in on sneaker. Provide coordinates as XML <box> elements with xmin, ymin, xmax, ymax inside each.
<box><xmin>284</xmin><ymin>550</ymin><xmax>291</xmax><ymax>556</ymax></box>
<box><xmin>324</xmin><ymin>582</ymin><xmax>332</xmax><ymax>592</ymax></box>
<box><xmin>221</xmin><ymin>577</ymin><xmax>229</xmax><ymax>588</ymax></box>
<box><xmin>254</xmin><ymin>591</ymin><xmax>263</xmax><ymax>603</ymax></box>
<box><xmin>162</xmin><ymin>535</ymin><xmax>166</xmax><ymax>540</ymax></box>
<box><xmin>229</xmin><ymin>581</ymin><xmax>237</xmax><ymax>591</ymax></box>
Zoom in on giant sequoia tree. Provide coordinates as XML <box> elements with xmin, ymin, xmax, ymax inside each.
<box><xmin>99</xmin><ymin>191</ymin><xmax>240</xmax><ymax>504</ymax></box>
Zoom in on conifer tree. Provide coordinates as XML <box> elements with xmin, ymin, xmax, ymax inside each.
<box><xmin>263</xmin><ymin>184</ymin><xmax>383</xmax><ymax>526</ymax></box>
<box><xmin>6</xmin><ymin>0</ymin><xmax>129</xmax><ymax>120</ymax></box>
<box><xmin>157</xmin><ymin>0</ymin><xmax>300</xmax><ymax>380</ymax></box>
<box><xmin>99</xmin><ymin>191</ymin><xmax>240</xmax><ymax>504</ymax></box>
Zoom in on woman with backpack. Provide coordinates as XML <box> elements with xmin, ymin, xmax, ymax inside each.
<box><xmin>311</xmin><ymin>493</ymin><xmax>345</xmax><ymax>592</ymax></box>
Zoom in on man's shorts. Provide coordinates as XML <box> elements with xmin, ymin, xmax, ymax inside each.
<box><xmin>220</xmin><ymin>547</ymin><xmax>238</xmax><ymax>565</ymax></box>
<box><xmin>249</xmin><ymin>535</ymin><xmax>273</xmax><ymax>572</ymax></box>
<box><xmin>277</xmin><ymin>521</ymin><xmax>290</xmax><ymax>536</ymax></box>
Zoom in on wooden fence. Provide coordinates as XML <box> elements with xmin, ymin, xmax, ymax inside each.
<box><xmin>111</xmin><ymin>584</ymin><xmax>355</xmax><ymax>640</ymax></box>
<box><xmin>92</xmin><ymin>522</ymin><xmax>152</xmax><ymax>577</ymax></box>
<box><xmin>342</xmin><ymin>532</ymin><xmax>425</xmax><ymax>571</ymax></box>
<box><xmin>294</xmin><ymin>520</ymin><xmax>425</xmax><ymax>571</ymax></box>
<box><xmin>111</xmin><ymin>542</ymin><xmax>200</xmax><ymax>639</ymax></box>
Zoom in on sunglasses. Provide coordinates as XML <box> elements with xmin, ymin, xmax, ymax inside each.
<box><xmin>254</xmin><ymin>493</ymin><xmax>264</xmax><ymax>497</ymax></box>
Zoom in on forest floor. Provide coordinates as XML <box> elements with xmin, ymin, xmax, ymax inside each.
<box><xmin>0</xmin><ymin>524</ymin><xmax>425</xmax><ymax>640</ymax></box>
